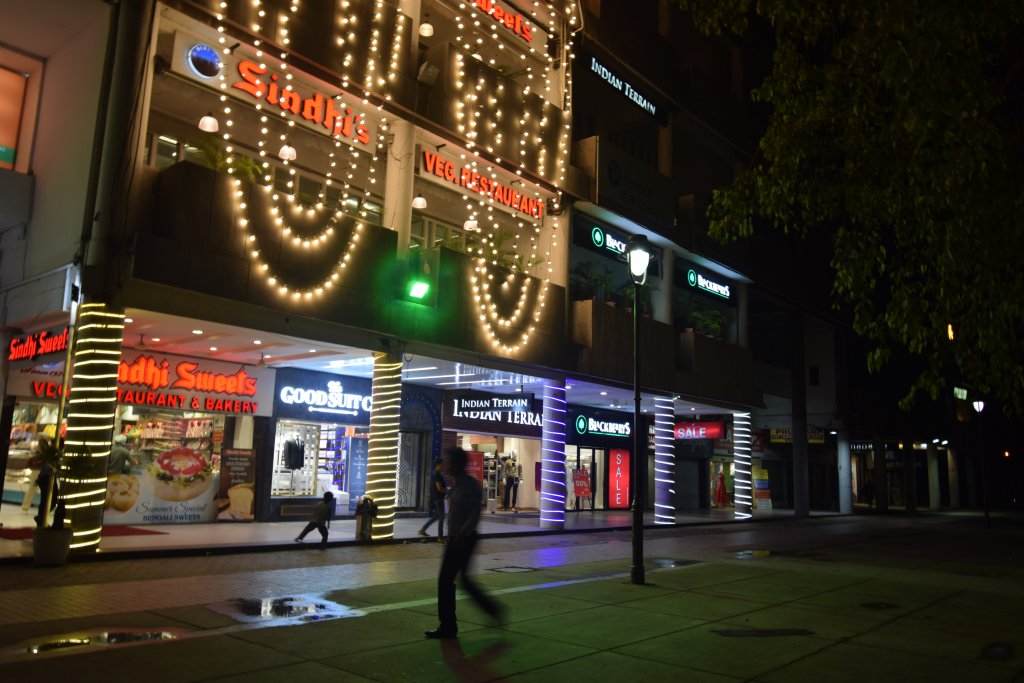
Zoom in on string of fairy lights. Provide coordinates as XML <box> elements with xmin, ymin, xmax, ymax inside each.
<box><xmin>208</xmin><ymin>0</ymin><xmax>578</xmax><ymax>346</ymax></box>
<box><xmin>448</xmin><ymin>0</ymin><xmax>578</xmax><ymax>354</ymax></box>
<box><xmin>365</xmin><ymin>353</ymin><xmax>403</xmax><ymax>539</ymax></box>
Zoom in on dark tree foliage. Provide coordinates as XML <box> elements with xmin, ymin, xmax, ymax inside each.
<box><xmin>677</xmin><ymin>0</ymin><xmax>1024</xmax><ymax>412</ymax></box>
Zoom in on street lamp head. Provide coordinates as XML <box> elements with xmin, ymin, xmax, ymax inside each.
<box><xmin>626</xmin><ymin>235</ymin><xmax>651</xmax><ymax>285</ymax></box>
<box><xmin>972</xmin><ymin>400</ymin><xmax>985</xmax><ymax>413</ymax></box>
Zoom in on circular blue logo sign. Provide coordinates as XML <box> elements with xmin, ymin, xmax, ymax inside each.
<box><xmin>187</xmin><ymin>44</ymin><xmax>223</xmax><ymax>79</ymax></box>
<box><xmin>591</xmin><ymin>227</ymin><xmax>605</xmax><ymax>248</ymax></box>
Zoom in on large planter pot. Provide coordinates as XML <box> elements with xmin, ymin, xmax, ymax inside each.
<box><xmin>32</xmin><ymin>527</ymin><xmax>73</xmax><ymax>566</ymax></box>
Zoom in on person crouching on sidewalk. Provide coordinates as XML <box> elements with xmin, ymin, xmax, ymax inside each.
<box><xmin>295</xmin><ymin>491</ymin><xmax>334</xmax><ymax>547</ymax></box>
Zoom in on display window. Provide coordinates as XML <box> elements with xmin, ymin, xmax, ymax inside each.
<box><xmin>454</xmin><ymin>432</ymin><xmax>540</xmax><ymax>512</ymax></box>
<box><xmin>564</xmin><ymin>445</ymin><xmax>606</xmax><ymax>510</ymax></box>
<box><xmin>272</xmin><ymin>419</ymin><xmax>368</xmax><ymax>514</ymax></box>
<box><xmin>1</xmin><ymin>400</ymin><xmax>61</xmax><ymax>528</ymax></box>
<box><xmin>104</xmin><ymin>405</ymin><xmax>226</xmax><ymax>525</ymax></box>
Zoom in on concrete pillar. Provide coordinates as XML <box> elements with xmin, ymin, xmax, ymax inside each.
<box><xmin>948</xmin><ymin>447</ymin><xmax>961</xmax><ymax>508</ymax></box>
<box><xmin>653</xmin><ymin>396</ymin><xmax>676</xmax><ymax>523</ymax></box>
<box><xmin>382</xmin><ymin>119</ymin><xmax>415</xmax><ymax>256</ymax></box>
<box><xmin>539</xmin><ymin>380</ymin><xmax>567</xmax><ymax>529</ymax></box>
<box><xmin>737</xmin><ymin>282</ymin><xmax>749</xmax><ymax>348</ymax></box>
<box><xmin>837</xmin><ymin>431</ymin><xmax>852</xmax><ymax>513</ymax></box>
<box><xmin>653</xmin><ymin>245</ymin><xmax>673</xmax><ymax>324</ymax></box>
<box><xmin>873</xmin><ymin>440</ymin><xmax>889</xmax><ymax>512</ymax></box>
<box><xmin>545</xmin><ymin>210</ymin><xmax>569</xmax><ymax>289</ymax></box>
<box><xmin>926</xmin><ymin>443</ymin><xmax>941</xmax><ymax>510</ymax></box>
<box><xmin>366</xmin><ymin>351</ymin><xmax>403</xmax><ymax>539</ymax></box>
<box><xmin>733</xmin><ymin>412</ymin><xmax>753</xmax><ymax>519</ymax></box>
<box><xmin>903</xmin><ymin>446</ymin><xmax>917</xmax><ymax>513</ymax></box>
<box><xmin>791</xmin><ymin>310</ymin><xmax>809</xmax><ymax>516</ymax></box>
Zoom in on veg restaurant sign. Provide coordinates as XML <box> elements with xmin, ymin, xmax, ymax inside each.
<box><xmin>420</xmin><ymin>149</ymin><xmax>544</xmax><ymax>219</ymax></box>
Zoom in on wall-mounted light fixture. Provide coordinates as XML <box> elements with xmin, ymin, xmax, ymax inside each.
<box><xmin>198</xmin><ymin>112</ymin><xmax>219</xmax><ymax>133</ymax></box>
<box><xmin>278</xmin><ymin>144</ymin><xmax>297</xmax><ymax>161</ymax></box>
<box><xmin>412</xmin><ymin>193</ymin><xmax>427</xmax><ymax>209</ymax></box>
<box><xmin>419</xmin><ymin>14</ymin><xmax>434</xmax><ymax>37</ymax></box>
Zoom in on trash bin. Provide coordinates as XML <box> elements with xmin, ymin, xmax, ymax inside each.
<box><xmin>354</xmin><ymin>496</ymin><xmax>377</xmax><ymax>541</ymax></box>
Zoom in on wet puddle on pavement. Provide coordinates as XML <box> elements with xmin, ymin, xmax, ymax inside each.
<box><xmin>17</xmin><ymin>628</ymin><xmax>183</xmax><ymax>658</ymax></box>
<box><xmin>208</xmin><ymin>594</ymin><xmax>363</xmax><ymax>626</ymax></box>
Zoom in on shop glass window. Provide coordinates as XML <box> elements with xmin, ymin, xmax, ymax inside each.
<box><xmin>297</xmin><ymin>175</ymin><xmax>321</xmax><ymax>206</ymax></box>
<box><xmin>182</xmin><ymin>142</ymin><xmax>204</xmax><ymax>166</ymax></box>
<box><xmin>154</xmin><ymin>135</ymin><xmax>179</xmax><ymax>170</ymax></box>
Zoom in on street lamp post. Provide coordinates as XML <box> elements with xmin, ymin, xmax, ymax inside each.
<box><xmin>972</xmin><ymin>399</ymin><xmax>990</xmax><ymax>528</ymax></box>
<box><xmin>626</xmin><ymin>235</ymin><xmax>652</xmax><ymax>585</ymax></box>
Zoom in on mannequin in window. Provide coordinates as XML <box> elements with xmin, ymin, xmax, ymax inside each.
<box><xmin>284</xmin><ymin>438</ymin><xmax>305</xmax><ymax>470</ymax></box>
<box><xmin>501</xmin><ymin>455</ymin><xmax>519</xmax><ymax>511</ymax></box>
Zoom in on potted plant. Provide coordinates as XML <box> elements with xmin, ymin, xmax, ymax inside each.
<box><xmin>690</xmin><ymin>309</ymin><xmax>727</xmax><ymax>339</ymax></box>
<box><xmin>619</xmin><ymin>282</ymin><xmax>658</xmax><ymax>316</ymax></box>
<box><xmin>31</xmin><ymin>437</ymin><xmax>72</xmax><ymax>566</ymax></box>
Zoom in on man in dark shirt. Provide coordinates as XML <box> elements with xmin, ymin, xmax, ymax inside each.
<box><xmin>418</xmin><ymin>459</ymin><xmax>448</xmax><ymax>539</ymax></box>
<box><xmin>425</xmin><ymin>447</ymin><xmax>503</xmax><ymax>639</ymax></box>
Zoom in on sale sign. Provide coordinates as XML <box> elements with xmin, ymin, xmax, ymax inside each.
<box><xmin>608</xmin><ymin>449</ymin><xmax>630</xmax><ymax>509</ymax></box>
<box><xmin>572</xmin><ymin>468</ymin><xmax>592</xmax><ymax>498</ymax></box>
<box><xmin>466</xmin><ymin>451</ymin><xmax>485</xmax><ymax>483</ymax></box>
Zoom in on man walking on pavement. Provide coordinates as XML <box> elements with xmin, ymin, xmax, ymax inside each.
<box><xmin>425</xmin><ymin>447</ymin><xmax>503</xmax><ymax>639</ymax></box>
<box><xmin>419</xmin><ymin>459</ymin><xmax>448</xmax><ymax>540</ymax></box>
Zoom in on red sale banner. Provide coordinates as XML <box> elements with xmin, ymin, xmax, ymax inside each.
<box><xmin>608</xmin><ymin>449</ymin><xmax>630</xmax><ymax>509</ymax></box>
<box><xmin>572</xmin><ymin>468</ymin><xmax>592</xmax><ymax>498</ymax></box>
<box><xmin>466</xmin><ymin>451</ymin><xmax>485</xmax><ymax>483</ymax></box>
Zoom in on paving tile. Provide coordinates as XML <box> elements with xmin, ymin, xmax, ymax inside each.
<box><xmin>850</xmin><ymin>614</ymin><xmax>1023</xmax><ymax>668</ymax></box>
<box><xmin>503</xmin><ymin>602</ymin><xmax>700</xmax><ymax>649</ymax></box>
<box><xmin>328</xmin><ymin>579</ymin><xmax>435</xmax><ymax>607</ymax></box>
<box><xmin>611</xmin><ymin>622</ymin><xmax>835</xmax><ymax>680</ymax></box>
<box><xmin>149</xmin><ymin>605</ymin><xmax>242</xmax><ymax>630</ymax></box>
<box><xmin>788</xmin><ymin>589</ymin><xmax>932</xmax><ymax>618</ymax></box>
<box><xmin>695</xmin><ymin>578</ymin><xmax>827</xmax><ymax>603</ymax></box>
<box><xmin>320</xmin><ymin>630</ymin><xmax>597</xmax><ymax>682</ymax></box>
<box><xmin>619</xmin><ymin>590</ymin><xmax>772</xmax><ymax>621</ymax></box>
<box><xmin>230</xmin><ymin>607</ymin><xmax>485</xmax><ymax>659</ymax></box>
<box><xmin>750</xmin><ymin>569</ymin><xmax>866</xmax><ymax>592</ymax></box>
<box><xmin>719</xmin><ymin>604</ymin><xmax>881</xmax><ymax>641</ymax></box>
<box><xmin>754</xmin><ymin>641</ymin><xmax>1011</xmax><ymax>683</ymax></box>
<box><xmin>538</xmin><ymin>577</ymin><xmax>676</xmax><ymax>605</ymax></box>
<box><xmin>0</xmin><ymin>610</ymin><xmax>197</xmax><ymax>649</ymax></box>
<box><xmin>0</xmin><ymin>633</ymin><xmax>302</xmax><ymax>682</ymax></box>
<box><xmin>504</xmin><ymin>649</ymin><xmax>742</xmax><ymax>683</ymax></box>
<box><xmin>202</xmin><ymin>660</ymin><xmax>375</xmax><ymax>682</ymax></box>
<box><xmin>476</xmin><ymin>589</ymin><xmax>599</xmax><ymax>624</ymax></box>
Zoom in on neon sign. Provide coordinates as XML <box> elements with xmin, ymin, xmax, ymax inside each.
<box><xmin>608</xmin><ymin>449</ymin><xmax>630</xmax><ymax>508</ymax></box>
<box><xmin>472</xmin><ymin>0</ymin><xmax>533</xmax><ymax>42</ymax></box>
<box><xmin>575</xmin><ymin>414</ymin><xmax>631</xmax><ymax>438</ymax></box>
<box><xmin>8</xmin><ymin>326</ymin><xmax>69</xmax><ymax>362</ymax></box>
<box><xmin>118</xmin><ymin>355</ymin><xmax>258</xmax><ymax>396</ymax></box>
<box><xmin>232</xmin><ymin>60</ymin><xmax>371</xmax><ymax>146</ymax></box>
<box><xmin>589</xmin><ymin>56</ymin><xmax>657</xmax><ymax>118</ymax></box>
<box><xmin>421</xmin><ymin>150</ymin><xmax>544</xmax><ymax>219</ymax></box>
<box><xmin>279</xmin><ymin>381</ymin><xmax>372</xmax><ymax>416</ymax></box>
<box><xmin>686</xmin><ymin>268</ymin><xmax>731</xmax><ymax>300</ymax></box>
<box><xmin>674</xmin><ymin>421</ymin><xmax>725</xmax><ymax>440</ymax></box>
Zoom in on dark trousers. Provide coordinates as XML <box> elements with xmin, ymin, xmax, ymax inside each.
<box><xmin>298</xmin><ymin>521</ymin><xmax>328</xmax><ymax>543</ymax></box>
<box><xmin>437</xmin><ymin>533</ymin><xmax>499</xmax><ymax>631</ymax></box>
<box><xmin>421</xmin><ymin>498</ymin><xmax>446</xmax><ymax>536</ymax></box>
<box><xmin>502</xmin><ymin>477</ymin><xmax>518</xmax><ymax>509</ymax></box>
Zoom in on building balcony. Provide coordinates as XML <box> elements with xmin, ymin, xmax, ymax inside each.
<box><xmin>571</xmin><ymin>299</ymin><xmax>676</xmax><ymax>391</ymax></box>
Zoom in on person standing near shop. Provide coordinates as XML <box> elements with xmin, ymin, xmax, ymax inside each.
<box><xmin>425</xmin><ymin>447</ymin><xmax>503</xmax><ymax>639</ymax></box>
<box><xmin>419</xmin><ymin>460</ymin><xmax>448</xmax><ymax>540</ymax></box>
<box><xmin>108</xmin><ymin>435</ymin><xmax>134</xmax><ymax>474</ymax></box>
<box><xmin>295</xmin><ymin>491</ymin><xmax>334</xmax><ymax>547</ymax></box>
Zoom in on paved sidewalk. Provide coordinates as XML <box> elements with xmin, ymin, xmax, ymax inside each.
<box><xmin>0</xmin><ymin>514</ymin><xmax>1021</xmax><ymax>682</ymax></box>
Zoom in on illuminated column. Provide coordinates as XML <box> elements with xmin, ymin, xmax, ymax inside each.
<box><xmin>62</xmin><ymin>303</ymin><xmax>125</xmax><ymax>552</ymax></box>
<box><xmin>366</xmin><ymin>351</ymin><xmax>403</xmax><ymax>539</ymax></box>
<box><xmin>837</xmin><ymin>430</ymin><xmax>852</xmax><ymax>513</ymax></box>
<box><xmin>733</xmin><ymin>412</ymin><xmax>752</xmax><ymax>520</ymax></box>
<box><xmin>539</xmin><ymin>380</ymin><xmax>567</xmax><ymax>529</ymax></box>
<box><xmin>653</xmin><ymin>396</ymin><xmax>675</xmax><ymax>524</ymax></box>
<box><xmin>383</xmin><ymin>118</ymin><xmax>415</xmax><ymax>255</ymax></box>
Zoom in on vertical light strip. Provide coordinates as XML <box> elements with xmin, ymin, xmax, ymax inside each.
<box><xmin>653</xmin><ymin>396</ymin><xmax>675</xmax><ymax>525</ymax></box>
<box><xmin>733</xmin><ymin>412</ymin><xmax>753</xmax><ymax>520</ymax></box>
<box><xmin>366</xmin><ymin>351</ymin><xmax>402</xmax><ymax>539</ymax></box>
<box><xmin>539</xmin><ymin>381</ymin><xmax>567</xmax><ymax>529</ymax></box>
<box><xmin>61</xmin><ymin>303</ymin><xmax>125</xmax><ymax>551</ymax></box>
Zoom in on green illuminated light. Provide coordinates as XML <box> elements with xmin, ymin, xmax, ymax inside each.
<box><xmin>408</xmin><ymin>281</ymin><xmax>430</xmax><ymax>299</ymax></box>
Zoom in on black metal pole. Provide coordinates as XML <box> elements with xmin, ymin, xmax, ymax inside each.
<box><xmin>631</xmin><ymin>281</ymin><xmax>645</xmax><ymax>585</ymax></box>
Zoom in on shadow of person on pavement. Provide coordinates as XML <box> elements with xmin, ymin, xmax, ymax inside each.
<box><xmin>439</xmin><ymin>637</ymin><xmax>512</xmax><ymax>682</ymax></box>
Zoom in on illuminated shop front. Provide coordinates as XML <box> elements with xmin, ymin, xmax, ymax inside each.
<box><xmin>106</xmin><ymin>350</ymin><xmax>275</xmax><ymax>525</ymax></box>
<box><xmin>1</xmin><ymin>325</ymin><xmax>70</xmax><ymax>525</ymax></box>
<box><xmin>269</xmin><ymin>368</ymin><xmax>373</xmax><ymax>519</ymax></box>
<box><xmin>442</xmin><ymin>391</ymin><xmax>543</xmax><ymax>512</ymax></box>
<box><xmin>564</xmin><ymin>405</ymin><xmax>641</xmax><ymax>511</ymax></box>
